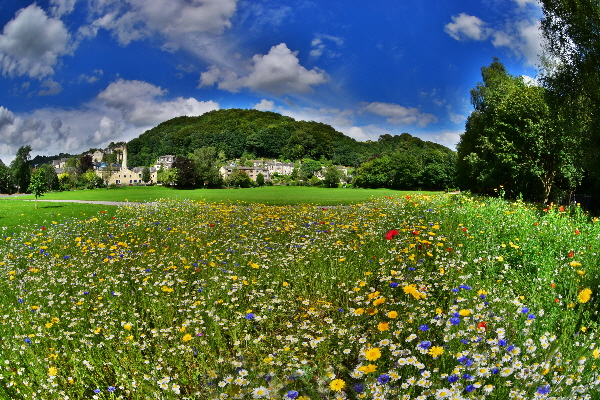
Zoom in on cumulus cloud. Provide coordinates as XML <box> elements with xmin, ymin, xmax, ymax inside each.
<box><xmin>361</xmin><ymin>102</ymin><xmax>438</xmax><ymax>127</ymax></box>
<box><xmin>253</xmin><ymin>99</ymin><xmax>275</xmax><ymax>111</ymax></box>
<box><xmin>445</xmin><ymin>5</ymin><xmax>544</xmax><ymax>66</ymax></box>
<box><xmin>87</xmin><ymin>0</ymin><xmax>238</xmax><ymax>46</ymax></box>
<box><xmin>200</xmin><ymin>43</ymin><xmax>329</xmax><ymax>95</ymax></box>
<box><xmin>0</xmin><ymin>4</ymin><xmax>72</xmax><ymax>79</ymax></box>
<box><xmin>0</xmin><ymin>106</ymin><xmax>48</xmax><ymax>158</ymax></box>
<box><xmin>97</xmin><ymin>78</ymin><xmax>219</xmax><ymax>126</ymax></box>
<box><xmin>444</xmin><ymin>13</ymin><xmax>489</xmax><ymax>41</ymax></box>
<box><xmin>78</xmin><ymin>69</ymin><xmax>104</xmax><ymax>84</ymax></box>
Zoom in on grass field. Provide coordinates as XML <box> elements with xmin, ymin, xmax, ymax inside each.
<box><xmin>0</xmin><ymin>186</ymin><xmax>409</xmax><ymax>235</ymax></box>
<box><xmin>3</xmin><ymin>186</ymin><xmax>407</xmax><ymax>204</ymax></box>
<box><xmin>0</xmin><ymin>192</ymin><xmax>598</xmax><ymax>399</ymax></box>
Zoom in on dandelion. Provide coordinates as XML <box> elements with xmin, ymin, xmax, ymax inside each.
<box><xmin>182</xmin><ymin>334</ymin><xmax>193</xmax><ymax>342</ymax></box>
<box><xmin>429</xmin><ymin>346</ymin><xmax>444</xmax><ymax>358</ymax></box>
<box><xmin>48</xmin><ymin>367</ymin><xmax>57</xmax><ymax>377</ymax></box>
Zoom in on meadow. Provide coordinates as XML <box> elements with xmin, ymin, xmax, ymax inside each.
<box><xmin>0</xmin><ymin>191</ymin><xmax>598</xmax><ymax>399</ymax></box>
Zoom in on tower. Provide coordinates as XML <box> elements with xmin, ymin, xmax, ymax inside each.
<box><xmin>122</xmin><ymin>144</ymin><xmax>128</xmax><ymax>170</ymax></box>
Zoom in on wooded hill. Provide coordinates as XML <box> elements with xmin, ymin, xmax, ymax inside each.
<box><xmin>126</xmin><ymin>108</ymin><xmax>454</xmax><ymax>168</ymax></box>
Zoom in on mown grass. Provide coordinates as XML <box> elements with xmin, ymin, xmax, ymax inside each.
<box><xmin>0</xmin><ymin>193</ymin><xmax>598</xmax><ymax>399</ymax></box>
<box><xmin>6</xmin><ymin>186</ymin><xmax>408</xmax><ymax>204</ymax></box>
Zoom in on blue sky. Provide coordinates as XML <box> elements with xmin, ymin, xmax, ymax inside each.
<box><xmin>0</xmin><ymin>0</ymin><xmax>543</xmax><ymax>164</ymax></box>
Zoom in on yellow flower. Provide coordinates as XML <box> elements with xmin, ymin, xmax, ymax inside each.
<box><xmin>358</xmin><ymin>364</ymin><xmax>377</xmax><ymax>373</ymax></box>
<box><xmin>372</xmin><ymin>297</ymin><xmax>386</xmax><ymax>306</ymax></box>
<box><xmin>403</xmin><ymin>284</ymin><xmax>425</xmax><ymax>300</ymax></box>
<box><xmin>329</xmin><ymin>378</ymin><xmax>345</xmax><ymax>391</ymax></box>
<box><xmin>182</xmin><ymin>334</ymin><xmax>193</xmax><ymax>342</ymax></box>
<box><xmin>377</xmin><ymin>321</ymin><xmax>389</xmax><ymax>331</ymax></box>
<box><xmin>593</xmin><ymin>348</ymin><xmax>599</xmax><ymax>359</ymax></box>
<box><xmin>123</xmin><ymin>323</ymin><xmax>132</xmax><ymax>331</ymax></box>
<box><xmin>45</xmin><ymin>322</ymin><xmax>53</xmax><ymax>328</ymax></box>
<box><xmin>578</xmin><ymin>288</ymin><xmax>592</xmax><ymax>303</ymax></box>
<box><xmin>364</xmin><ymin>347</ymin><xmax>381</xmax><ymax>361</ymax></box>
<box><xmin>48</xmin><ymin>367</ymin><xmax>58</xmax><ymax>377</ymax></box>
<box><xmin>570</xmin><ymin>261</ymin><xmax>582</xmax><ymax>267</ymax></box>
<box><xmin>428</xmin><ymin>346</ymin><xmax>444</xmax><ymax>358</ymax></box>
<box><xmin>161</xmin><ymin>285</ymin><xmax>174</xmax><ymax>292</ymax></box>
<box><xmin>459</xmin><ymin>309</ymin><xmax>471</xmax><ymax>317</ymax></box>
<box><xmin>354</xmin><ymin>308</ymin><xmax>364</xmax><ymax>315</ymax></box>
<box><xmin>387</xmin><ymin>311</ymin><xmax>398</xmax><ymax>319</ymax></box>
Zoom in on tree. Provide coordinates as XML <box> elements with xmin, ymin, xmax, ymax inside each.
<box><xmin>298</xmin><ymin>159</ymin><xmax>321</xmax><ymax>182</ymax></box>
<box><xmin>77</xmin><ymin>154</ymin><xmax>94</xmax><ymax>175</ymax></box>
<box><xmin>190</xmin><ymin>147</ymin><xmax>223</xmax><ymax>188</ymax></box>
<box><xmin>457</xmin><ymin>58</ymin><xmax>583</xmax><ymax>202</ymax></box>
<box><xmin>171</xmin><ymin>157</ymin><xmax>197</xmax><ymax>188</ymax></box>
<box><xmin>227</xmin><ymin>168</ymin><xmax>252</xmax><ymax>188</ymax></box>
<box><xmin>0</xmin><ymin>163</ymin><xmax>12</xmax><ymax>194</ymax></box>
<box><xmin>157</xmin><ymin>167</ymin><xmax>178</xmax><ymax>187</ymax></box>
<box><xmin>10</xmin><ymin>145</ymin><xmax>31</xmax><ymax>193</ymax></box>
<box><xmin>323</xmin><ymin>164</ymin><xmax>342</xmax><ymax>188</ymax></box>
<box><xmin>256</xmin><ymin>172</ymin><xmax>265</xmax><ymax>186</ymax></box>
<box><xmin>28</xmin><ymin>169</ymin><xmax>47</xmax><ymax>208</ymax></box>
<box><xmin>38</xmin><ymin>164</ymin><xmax>59</xmax><ymax>192</ymax></box>
<box><xmin>353</xmin><ymin>156</ymin><xmax>393</xmax><ymax>188</ymax></box>
<box><xmin>142</xmin><ymin>167</ymin><xmax>151</xmax><ymax>184</ymax></box>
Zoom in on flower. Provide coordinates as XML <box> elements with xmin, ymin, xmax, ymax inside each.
<box><xmin>385</xmin><ymin>229</ymin><xmax>399</xmax><ymax>240</ymax></box>
<box><xmin>330</xmin><ymin>378</ymin><xmax>345</xmax><ymax>391</ymax></box>
<box><xmin>429</xmin><ymin>346</ymin><xmax>444</xmax><ymax>358</ymax></box>
<box><xmin>578</xmin><ymin>288</ymin><xmax>592</xmax><ymax>303</ymax></box>
<box><xmin>182</xmin><ymin>334</ymin><xmax>193</xmax><ymax>342</ymax></box>
<box><xmin>387</xmin><ymin>311</ymin><xmax>398</xmax><ymax>318</ymax></box>
<box><xmin>537</xmin><ymin>385</ymin><xmax>551</xmax><ymax>395</ymax></box>
<box><xmin>377</xmin><ymin>321</ymin><xmax>389</xmax><ymax>331</ymax></box>
<box><xmin>246</xmin><ymin>312</ymin><xmax>255</xmax><ymax>320</ymax></box>
<box><xmin>364</xmin><ymin>347</ymin><xmax>381</xmax><ymax>361</ymax></box>
<box><xmin>377</xmin><ymin>374</ymin><xmax>390</xmax><ymax>384</ymax></box>
<box><xmin>286</xmin><ymin>390</ymin><xmax>299</xmax><ymax>399</ymax></box>
<box><xmin>48</xmin><ymin>366</ymin><xmax>58</xmax><ymax>376</ymax></box>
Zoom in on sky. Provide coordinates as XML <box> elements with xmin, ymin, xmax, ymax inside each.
<box><xmin>0</xmin><ymin>0</ymin><xmax>544</xmax><ymax>164</ymax></box>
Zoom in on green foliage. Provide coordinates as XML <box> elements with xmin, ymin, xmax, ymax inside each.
<box><xmin>322</xmin><ymin>164</ymin><xmax>342</xmax><ymax>188</ymax></box>
<box><xmin>10</xmin><ymin>145</ymin><xmax>32</xmax><ymax>193</ymax></box>
<box><xmin>255</xmin><ymin>172</ymin><xmax>265</xmax><ymax>187</ymax></box>
<box><xmin>190</xmin><ymin>147</ymin><xmax>223</xmax><ymax>188</ymax></box>
<box><xmin>457</xmin><ymin>58</ymin><xmax>583</xmax><ymax>203</ymax></box>
<box><xmin>157</xmin><ymin>167</ymin><xmax>178</xmax><ymax>187</ymax></box>
<box><xmin>141</xmin><ymin>166</ymin><xmax>151</xmax><ymax>183</ymax></box>
<box><xmin>38</xmin><ymin>163</ymin><xmax>59</xmax><ymax>191</ymax></box>
<box><xmin>171</xmin><ymin>157</ymin><xmax>197</xmax><ymax>188</ymax></box>
<box><xmin>0</xmin><ymin>163</ymin><xmax>13</xmax><ymax>194</ymax></box>
<box><xmin>226</xmin><ymin>168</ymin><xmax>252</xmax><ymax>188</ymax></box>
<box><xmin>27</xmin><ymin>169</ymin><xmax>47</xmax><ymax>208</ymax></box>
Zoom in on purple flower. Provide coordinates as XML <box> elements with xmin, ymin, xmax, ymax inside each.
<box><xmin>377</xmin><ymin>374</ymin><xmax>390</xmax><ymax>384</ymax></box>
<box><xmin>537</xmin><ymin>385</ymin><xmax>551</xmax><ymax>395</ymax></box>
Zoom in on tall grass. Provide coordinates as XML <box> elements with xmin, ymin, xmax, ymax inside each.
<box><xmin>0</xmin><ymin>194</ymin><xmax>597</xmax><ymax>399</ymax></box>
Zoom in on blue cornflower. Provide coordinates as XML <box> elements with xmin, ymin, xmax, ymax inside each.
<box><xmin>353</xmin><ymin>383</ymin><xmax>365</xmax><ymax>393</ymax></box>
<box><xmin>459</xmin><ymin>284</ymin><xmax>472</xmax><ymax>290</ymax></box>
<box><xmin>377</xmin><ymin>374</ymin><xmax>390</xmax><ymax>384</ymax></box>
<box><xmin>63</xmin><ymin>255</ymin><xmax>70</xmax><ymax>260</ymax></box>
<box><xmin>465</xmin><ymin>384</ymin><xmax>476</xmax><ymax>393</ymax></box>
<box><xmin>24</xmin><ymin>338</ymin><xmax>31</xmax><ymax>344</ymax></box>
<box><xmin>390</xmin><ymin>282</ymin><xmax>399</xmax><ymax>288</ymax></box>
<box><xmin>528</xmin><ymin>313</ymin><xmax>536</xmax><ymax>319</ymax></box>
<box><xmin>18</xmin><ymin>298</ymin><xmax>23</xmax><ymax>303</ymax></box>
<box><xmin>479</xmin><ymin>294</ymin><xmax>486</xmax><ymax>299</ymax></box>
<box><xmin>108</xmin><ymin>386</ymin><xmax>115</xmax><ymax>392</ymax></box>
<box><xmin>94</xmin><ymin>388</ymin><xmax>101</xmax><ymax>393</ymax></box>
<box><xmin>286</xmin><ymin>390</ymin><xmax>299</xmax><ymax>399</ymax></box>
<box><xmin>447</xmin><ymin>375</ymin><xmax>459</xmax><ymax>383</ymax></box>
<box><xmin>245</xmin><ymin>313</ymin><xmax>255</xmax><ymax>320</ymax></box>
<box><xmin>462</xmin><ymin>373</ymin><xmax>473</xmax><ymax>380</ymax></box>
<box><xmin>408</xmin><ymin>267</ymin><xmax>415</xmax><ymax>271</ymax></box>
<box><xmin>460</xmin><ymin>338</ymin><xmax>469</xmax><ymax>344</ymax></box>
<box><xmin>537</xmin><ymin>385</ymin><xmax>551</xmax><ymax>395</ymax></box>
<box><xmin>419</xmin><ymin>340</ymin><xmax>432</xmax><ymax>349</ymax></box>
<box><xmin>521</xmin><ymin>307</ymin><xmax>530</xmax><ymax>313</ymax></box>
<box><xmin>498</xmin><ymin>339</ymin><xmax>507</xmax><ymax>346</ymax></box>
<box><xmin>451</xmin><ymin>288</ymin><xmax>459</xmax><ymax>293</ymax></box>
<box><xmin>492</xmin><ymin>368</ymin><xmax>499</xmax><ymax>374</ymax></box>
<box><xmin>419</xmin><ymin>324</ymin><xmax>429</xmax><ymax>331</ymax></box>
<box><xmin>450</xmin><ymin>316</ymin><xmax>461</xmax><ymax>325</ymax></box>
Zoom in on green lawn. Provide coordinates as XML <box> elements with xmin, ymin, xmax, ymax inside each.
<box><xmin>1</xmin><ymin>186</ymin><xmax>416</xmax><ymax>234</ymax></box>
<box><xmin>4</xmin><ymin>185</ymin><xmax>413</xmax><ymax>204</ymax></box>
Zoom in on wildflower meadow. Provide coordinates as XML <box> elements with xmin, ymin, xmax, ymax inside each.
<box><xmin>0</xmin><ymin>193</ymin><xmax>598</xmax><ymax>399</ymax></box>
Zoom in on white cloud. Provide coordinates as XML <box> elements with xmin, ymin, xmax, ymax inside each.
<box><xmin>310</xmin><ymin>34</ymin><xmax>343</xmax><ymax>59</ymax></box>
<box><xmin>0</xmin><ymin>4</ymin><xmax>72</xmax><ymax>79</ymax></box>
<box><xmin>38</xmin><ymin>79</ymin><xmax>63</xmax><ymax>96</ymax></box>
<box><xmin>200</xmin><ymin>43</ymin><xmax>329</xmax><ymax>95</ymax></box>
<box><xmin>87</xmin><ymin>0</ymin><xmax>238</xmax><ymax>46</ymax></box>
<box><xmin>88</xmin><ymin>116</ymin><xmax>124</xmax><ymax>145</ymax></box>
<box><xmin>97</xmin><ymin>78</ymin><xmax>219</xmax><ymax>126</ymax></box>
<box><xmin>253</xmin><ymin>99</ymin><xmax>275</xmax><ymax>111</ymax></box>
<box><xmin>0</xmin><ymin>106</ymin><xmax>47</xmax><ymax>159</ymax></box>
<box><xmin>50</xmin><ymin>0</ymin><xmax>78</xmax><ymax>17</ymax></box>
<box><xmin>445</xmin><ymin>6</ymin><xmax>543</xmax><ymax>66</ymax></box>
<box><xmin>444</xmin><ymin>13</ymin><xmax>489</xmax><ymax>41</ymax></box>
<box><xmin>361</xmin><ymin>102</ymin><xmax>438</xmax><ymax>127</ymax></box>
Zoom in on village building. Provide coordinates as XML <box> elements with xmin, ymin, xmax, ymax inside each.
<box><xmin>93</xmin><ymin>145</ymin><xmax>158</xmax><ymax>185</ymax></box>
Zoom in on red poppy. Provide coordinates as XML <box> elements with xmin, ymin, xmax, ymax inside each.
<box><xmin>476</xmin><ymin>321</ymin><xmax>487</xmax><ymax>331</ymax></box>
<box><xmin>575</xmin><ymin>229</ymin><xmax>580</xmax><ymax>235</ymax></box>
<box><xmin>568</xmin><ymin>251</ymin><xmax>574</xmax><ymax>258</ymax></box>
<box><xmin>41</xmin><ymin>226</ymin><xmax>46</xmax><ymax>230</ymax></box>
<box><xmin>559</xmin><ymin>206</ymin><xmax>565</xmax><ymax>212</ymax></box>
<box><xmin>412</xmin><ymin>230</ymin><xmax>419</xmax><ymax>235</ymax></box>
<box><xmin>385</xmin><ymin>229</ymin><xmax>399</xmax><ymax>240</ymax></box>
